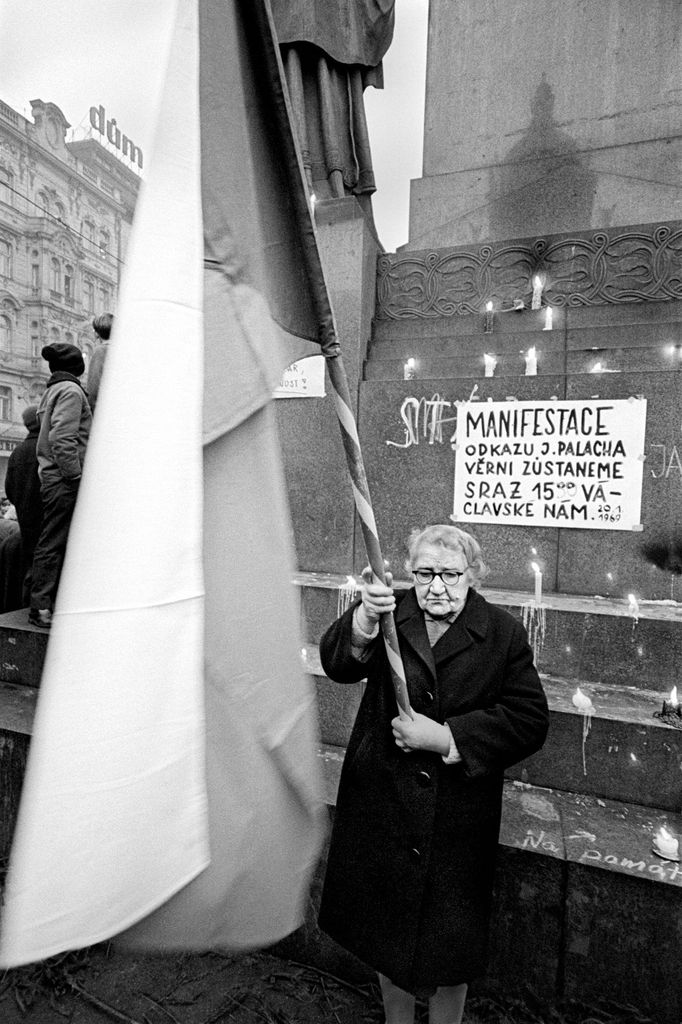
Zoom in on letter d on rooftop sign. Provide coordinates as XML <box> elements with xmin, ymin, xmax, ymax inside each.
<box><xmin>89</xmin><ymin>105</ymin><xmax>105</xmax><ymax>133</ymax></box>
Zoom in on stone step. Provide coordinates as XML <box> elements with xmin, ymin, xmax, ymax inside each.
<box><xmin>316</xmin><ymin>744</ymin><xmax>681</xmax><ymax>1024</ymax></box>
<box><xmin>16</xmin><ymin>586</ymin><xmax>682</xmax><ymax>694</ymax></box>
<box><xmin>4</xmin><ymin>598</ymin><xmax>680</xmax><ymax>809</ymax></box>
<box><xmin>0</xmin><ymin>609</ymin><xmax>49</xmax><ymax>688</ymax></box>
<box><xmin>305</xmin><ymin>644</ymin><xmax>682</xmax><ymax>812</ymax></box>
<box><xmin>370</xmin><ymin>317</ymin><xmax>682</xmax><ymax>358</ymax></box>
<box><xmin>372</xmin><ymin>296</ymin><xmax>682</xmax><ymax>343</ymax></box>
<box><xmin>1</xmin><ymin>688</ymin><xmax>678</xmax><ymax>1021</ymax></box>
<box><xmin>295</xmin><ymin>575</ymin><xmax>682</xmax><ymax>693</ymax></box>
<box><xmin>3</xmin><ymin>681</ymin><xmax>679</xmax><ymax>893</ymax></box>
<box><xmin>363</xmin><ymin>351</ymin><xmax>674</xmax><ymax>380</ymax></box>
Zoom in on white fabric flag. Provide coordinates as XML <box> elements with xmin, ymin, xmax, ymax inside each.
<box><xmin>0</xmin><ymin>0</ymin><xmax>326</xmax><ymax>968</ymax></box>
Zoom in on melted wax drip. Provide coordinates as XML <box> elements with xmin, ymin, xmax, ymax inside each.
<box><xmin>572</xmin><ymin>687</ymin><xmax>595</xmax><ymax>776</ymax></box>
<box><xmin>521</xmin><ymin>601</ymin><xmax>546</xmax><ymax>664</ymax></box>
<box><xmin>337</xmin><ymin>575</ymin><xmax>358</xmax><ymax>617</ymax></box>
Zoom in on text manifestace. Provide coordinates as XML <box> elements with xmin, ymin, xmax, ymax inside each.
<box><xmin>452</xmin><ymin>398</ymin><xmax>647</xmax><ymax>530</ymax></box>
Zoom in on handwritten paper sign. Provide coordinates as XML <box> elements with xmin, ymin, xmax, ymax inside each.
<box><xmin>273</xmin><ymin>356</ymin><xmax>326</xmax><ymax>399</ymax></box>
<box><xmin>453</xmin><ymin>398</ymin><xmax>647</xmax><ymax>530</ymax></box>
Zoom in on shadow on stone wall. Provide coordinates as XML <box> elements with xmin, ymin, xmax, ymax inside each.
<box><xmin>489</xmin><ymin>75</ymin><xmax>597</xmax><ymax>239</ymax></box>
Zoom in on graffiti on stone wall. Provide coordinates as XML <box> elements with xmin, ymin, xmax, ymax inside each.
<box><xmin>385</xmin><ymin>394</ymin><xmax>457</xmax><ymax>449</ymax></box>
<box><xmin>648</xmin><ymin>443</ymin><xmax>682</xmax><ymax>480</ymax></box>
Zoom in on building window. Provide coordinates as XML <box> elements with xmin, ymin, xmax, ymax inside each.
<box><xmin>0</xmin><ymin>386</ymin><xmax>11</xmax><ymax>421</ymax></box>
<box><xmin>0</xmin><ymin>316</ymin><xmax>11</xmax><ymax>353</ymax></box>
<box><xmin>0</xmin><ymin>168</ymin><xmax>13</xmax><ymax>206</ymax></box>
<box><xmin>83</xmin><ymin>219</ymin><xmax>95</xmax><ymax>244</ymax></box>
<box><xmin>0</xmin><ymin>238</ymin><xmax>11</xmax><ymax>278</ymax></box>
<box><xmin>84</xmin><ymin>277</ymin><xmax>95</xmax><ymax>313</ymax></box>
<box><xmin>55</xmin><ymin>201</ymin><xmax>66</xmax><ymax>222</ymax></box>
<box><xmin>83</xmin><ymin>276</ymin><xmax>94</xmax><ymax>311</ymax></box>
<box><xmin>31</xmin><ymin>263</ymin><xmax>40</xmax><ymax>290</ymax></box>
<box><xmin>98</xmin><ymin>282</ymin><xmax>111</xmax><ymax>311</ymax></box>
<box><xmin>99</xmin><ymin>228</ymin><xmax>110</xmax><ymax>256</ymax></box>
<box><xmin>37</xmin><ymin>191</ymin><xmax>49</xmax><ymax>214</ymax></box>
<box><xmin>50</xmin><ymin>257</ymin><xmax>61</xmax><ymax>294</ymax></box>
<box><xmin>64</xmin><ymin>265</ymin><xmax>74</xmax><ymax>304</ymax></box>
<box><xmin>30</xmin><ymin>320</ymin><xmax>40</xmax><ymax>358</ymax></box>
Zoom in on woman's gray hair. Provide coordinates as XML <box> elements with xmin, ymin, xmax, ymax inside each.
<box><xmin>405</xmin><ymin>524</ymin><xmax>489</xmax><ymax>587</ymax></box>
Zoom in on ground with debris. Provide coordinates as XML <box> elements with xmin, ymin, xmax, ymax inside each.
<box><xmin>0</xmin><ymin>943</ymin><xmax>661</xmax><ymax>1024</ymax></box>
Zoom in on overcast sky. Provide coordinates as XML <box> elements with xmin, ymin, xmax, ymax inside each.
<box><xmin>0</xmin><ymin>0</ymin><xmax>427</xmax><ymax>253</ymax></box>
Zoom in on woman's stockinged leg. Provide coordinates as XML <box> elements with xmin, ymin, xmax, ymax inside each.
<box><xmin>378</xmin><ymin>973</ymin><xmax>416</xmax><ymax>1024</ymax></box>
<box><xmin>428</xmin><ymin>983</ymin><xmax>468</xmax><ymax>1024</ymax></box>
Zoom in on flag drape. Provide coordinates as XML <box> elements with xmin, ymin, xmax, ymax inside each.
<box><xmin>0</xmin><ymin>0</ymin><xmax>324</xmax><ymax>966</ymax></box>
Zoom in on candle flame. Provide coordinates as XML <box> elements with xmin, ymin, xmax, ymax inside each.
<box><xmin>486</xmin><ymin>301</ymin><xmax>493</xmax><ymax>312</ymax></box>
<box><xmin>627</xmin><ymin>593</ymin><xmax>639</xmax><ymax>615</ymax></box>
<box><xmin>658</xmin><ymin>825</ymin><xmax>675</xmax><ymax>842</ymax></box>
<box><xmin>531</xmin><ymin>561</ymin><xmax>540</xmax><ymax>573</ymax></box>
<box><xmin>591</xmin><ymin>361</ymin><xmax>603</xmax><ymax>373</ymax></box>
<box><xmin>670</xmin><ymin>686</ymin><xmax>679</xmax><ymax>707</ymax></box>
<box><xmin>406</xmin><ymin>357</ymin><xmax>415</xmax><ymax>369</ymax></box>
<box><xmin>533</xmin><ymin>275</ymin><xmax>543</xmax><ymax>289</ymax></box>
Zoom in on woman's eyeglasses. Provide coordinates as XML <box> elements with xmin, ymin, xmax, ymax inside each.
<box><xmin>413</xmin><ymin>568</ymin><xmax>466</xmax><ymax>586</ymax></box>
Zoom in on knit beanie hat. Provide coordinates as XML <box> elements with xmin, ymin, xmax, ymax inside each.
<box><xmin>41</xmin><ymin>343</ymin><xmax>85</xmax><ymax>377</ymax></box>
<box><xmin>21</xmin><ymin>405</ymin><xmax>39</xmax><ymax>431</ymax></box>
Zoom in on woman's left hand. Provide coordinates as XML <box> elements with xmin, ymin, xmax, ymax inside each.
<box><xmin>391</xmin><ymin>712</ymin><xmax>451</xmax><ymax>756</ymax></box>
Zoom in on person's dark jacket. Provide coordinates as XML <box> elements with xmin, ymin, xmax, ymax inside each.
<box><xmin>5</xmin><ymin>423</ymin><xmax>42</xmax><ymax>542</ymax></box>
<box><xmin>36</xmin><ymin>373</ymin><xmax>92</xmax><ymax>485</ymax></box>
<box><xmin>318</xmin><ymin>586</ymin><xmax>549</xmax><ymax>994</ymax></box>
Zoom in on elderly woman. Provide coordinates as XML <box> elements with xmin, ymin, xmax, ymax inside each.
<box><xmin>318</xmin><ymin>524</ymin><xmax>549</xmax><ymax>1024</ymax></box>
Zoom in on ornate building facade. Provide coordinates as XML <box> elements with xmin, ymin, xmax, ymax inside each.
<box><xmin>0</xmin><ymin>97</ymin><xmax>139</xmax><ymax>488</ymax></box>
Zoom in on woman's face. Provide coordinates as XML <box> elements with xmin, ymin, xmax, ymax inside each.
<box><xmin>411</xmin><ymin>541</ymin><xmax>471</xmax><ymax>619</ymax></box>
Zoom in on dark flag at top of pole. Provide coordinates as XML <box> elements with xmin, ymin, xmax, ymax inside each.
<box><xmin>0</xmin><ymin>0</ymin><xmax>409</xmax><ymax>967</ymax></box>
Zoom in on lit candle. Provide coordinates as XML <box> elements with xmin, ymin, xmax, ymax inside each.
<box><xmin>627</xmin><ymin>593</ymin><xmax>639</xmax><ymax>620</ymax></box>
<box><xmin>531</xmin><ymin>561</ymin><xmax>542</xmax><ymax>606</ymax></box>
<box><xmin>531</xmin><ymin>274</ymin><xmax>544</xmax><ymax>310</ymax></box>
<box><xmin>525</xmin><ymin>346</ymin><xmax>538</xmax><ymax>376</ymax></box>
<box><xmin>403</xmin><ymin>357</ymin><xmax>416</xmax><ymax>381</ymax></box>
<box><xmin>484</xmin><ymin>301</ymin><xmax>494</xmax><ymax>334</ymax></box>
<box><xmin>543</xmin><ymin>306</ymin><xmax>553</xmax><ymax>331</ymax></box>
<box><xmin>661</xmin><ymin>685</ymin><xmax>681</xmax><ymax>717</ymax></box>
<box><xmin>590</xmin><ymin>361</ymin><xmax>603</xmax><ymax>373</ymax></box>
<box><xmin>484</xmin><ymin>353</ymin><xmax>497</xmax><ymax>377</ymax></box>
<box><xmin>653</xmin><ymin>825</ymin><xmax>680</xmax><ymax>861</ymax></box>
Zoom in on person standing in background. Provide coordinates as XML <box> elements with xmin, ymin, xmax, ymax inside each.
<box><xmin>5</xmin><ymin>406</ymin><xmax>42</xmax><ymax>605</ymax></box>
<box><xmin>29</xmin><ymin>344</ymin><xmax>92</xmax><ymax>629</ymax></box>
<box><xmin>87</xmin><ymin>312</ymin><xmax>114</xmax><ymax>414</ymax></box>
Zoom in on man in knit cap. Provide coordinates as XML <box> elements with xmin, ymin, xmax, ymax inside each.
<box><xmin>28</xmin><ymin>343</ymin><xmax>92</xmax><ymax>628</ymax></box>
<box><xmin>4</xmin><ymin>405</ymin><xmax>42</xmax><ymax>605</ymax></box>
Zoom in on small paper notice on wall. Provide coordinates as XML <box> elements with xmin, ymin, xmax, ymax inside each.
<box><xmin>452</xmin><ymin>398</ymin><xmax>647</xmax><ymax>531</ymax></box>
<box><xmin>274</xmin><ymin>356</ymin><xmax>326</xmax><ymax>399</ymax></box>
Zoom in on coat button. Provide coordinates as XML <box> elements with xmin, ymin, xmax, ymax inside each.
<box><xmin>409</xmin><ymin>847</ymin><xmax>421</xmax><ymax>862</ymax></box>
<box><xmin>417</xmin><ymin>770</ymin><xmax>432</xmax><ymax>788</ymax></box>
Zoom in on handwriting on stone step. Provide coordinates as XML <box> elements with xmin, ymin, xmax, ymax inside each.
<box><xmin>521</xmin><ymin>828</ymin><xmax>682</xmax><ymax>883</ymax></box>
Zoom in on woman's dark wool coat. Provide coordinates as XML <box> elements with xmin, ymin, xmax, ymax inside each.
<box><xmin>318</xmin><ymin>587</ymin><xmax>549</xmax><ymax>995</ymax></box>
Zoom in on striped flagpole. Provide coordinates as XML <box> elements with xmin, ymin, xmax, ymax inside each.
<box><xmin>248</xmin><ymin>0</ymin><xmax>412</xmax><ymax>718</ymax></box>
<box><xmin>324</xmin><ymin>350</ymin><xmax>413</xmax><ymax>719</ymax></box>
